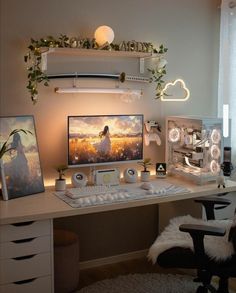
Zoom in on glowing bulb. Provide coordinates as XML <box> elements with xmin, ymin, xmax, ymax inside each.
<box><xmin>94</xmin><ymin>25</ymin><xmax>114</xmax><ymax>46</ymax></box>
<box><xmin>161</xmin><ymin>79</ymin><xmax>190</xmax><ymax>102</ymax></box>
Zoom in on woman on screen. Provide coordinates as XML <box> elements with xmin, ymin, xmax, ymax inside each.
<box><xmin>96</xmin><ymin>125</ymin><xmax>111</xmax><ymax>155</ymax></box>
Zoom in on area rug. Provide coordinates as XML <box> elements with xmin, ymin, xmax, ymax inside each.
<box><xmin>77</xmin><ymin>273</ymin><xmax>200</xmax><ymax>293</ymax></box>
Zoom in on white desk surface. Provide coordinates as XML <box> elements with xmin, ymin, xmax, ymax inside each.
<box><xmin>1</xmin><ymin>176</ymin><xmax>236</xmax><ymax>225</ymax></box>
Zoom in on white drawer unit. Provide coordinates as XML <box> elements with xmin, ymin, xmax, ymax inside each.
<box><xmin>0</xmin><ymin>219</ymin><xmax>54</xmax><ymax>293</ymax></box>
<box><xmin>0</xmin><ymin>275</ymin><xmax>52</xmax><ymax>293</ymax></box>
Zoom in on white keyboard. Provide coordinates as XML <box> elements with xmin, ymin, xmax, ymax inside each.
<box><xmin>66</xmin><ymin>185</ymin><xmax>118</xmax><ymax>199</ymax></box>
<box><xmin>55</xmin><ymin>182</ymin><xmax>190</xmax><ymax>208</ymax></box>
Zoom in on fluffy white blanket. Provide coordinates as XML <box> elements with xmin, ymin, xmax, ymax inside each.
<box><xmin>148</xmin><ymin>215</ymin><xmax>235</xmax><ymax>264</ymax></box>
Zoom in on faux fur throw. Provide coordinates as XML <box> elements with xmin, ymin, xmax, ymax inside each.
<box><xmin>148</xmin><ymin>215</ymin><xmax>236</xmax><ymax>264</ymax></box>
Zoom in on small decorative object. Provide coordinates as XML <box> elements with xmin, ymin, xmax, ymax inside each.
<box><xmin>55</xmin><ymin>164</ymin><xmax>68</xmax><ymax>191</ymax></box>
<box><xmin>0</xmin><ymin>116</ymin><xmax>44</xmax><ymax>200</ymax></box>
<box><xmin>138</xmin><ymin>158</ymin><xmax>152</xmax><ymax>182</ymax></box>
<box><xmin>156</xmin><ymin>163</ymin><xmax>167</xmax><ymax>178</ymax></box>
<box><xmin>217</xmin><ymin>169</ymin><xmax>225</xmax><ymax>188</ymax></box>
<box><xmin>94</xmin><ymin>25</ymin><xmax>115</xmax><ymax>47</ymax></box>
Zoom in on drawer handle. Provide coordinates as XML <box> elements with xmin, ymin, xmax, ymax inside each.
<box><xmin>12</xmin><ymin>221</ymin><xmax>34</xmax><ymax>227</ymax></box>
<box><xmin>13</xmin><ymin>254</ymin><xmax>36</xmax><ymax>260</ymax></box>
<box><xmin>13</xmin><ymin>278</ymin><xmax>37</xmax><ymax>285</ymax></box>
<box><xmin>12</xmin><ymin>237</ymin><xmax>35</xmax><ymax>244</ymax></box>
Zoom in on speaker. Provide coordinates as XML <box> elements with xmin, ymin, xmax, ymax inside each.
<box><xmin>71</xmin><ymin>172</ymin><xmax>88</xmax><ymax>187</ymax></box>
<box><xmin>123</xmin><ymin>168</ymin><xmax>138</xmax><ymax>183</ymax></box>
<box><xmin>222</xmin><ymin>147</ymin><xmax>233</xmax><ymax>177</ymax></box>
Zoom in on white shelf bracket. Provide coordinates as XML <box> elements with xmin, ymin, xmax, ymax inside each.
<box><xmin>139</xmin><ymin>58</ymin><xmax>145</xmax><ymax>74</ymax></box>
<box><xmin>41</xmin><ymin>52</ymin><xmax>48</xmax><ymax>72</ymax></box>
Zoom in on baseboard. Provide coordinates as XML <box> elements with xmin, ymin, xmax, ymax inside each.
<box><xmin>80</xmin><ymin>249</ymin><xmax>148</xmax><ymax>270</ymax></box>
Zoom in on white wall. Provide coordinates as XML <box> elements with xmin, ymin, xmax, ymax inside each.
<box><xmin>0</xmin><ymin>0</ymin><xmax>221</xmax><ymax>261</ymax></box>
<box><xmin>0</xmin><ymin>0</ymin><xmax>220</xmax><ymax>183</ymax></box>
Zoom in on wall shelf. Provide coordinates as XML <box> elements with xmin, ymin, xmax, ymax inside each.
<box><xmin>41</xmin><ymin>47</ymin><xmax>159</xmax><ymax>73</ymax></box>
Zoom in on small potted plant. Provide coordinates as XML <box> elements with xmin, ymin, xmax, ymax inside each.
<box><xmin>55</xmin><ymin>164</ymin><xmax>68</xmax><ymax>191</ymax></box>
<box><xmin>138</xmin><ymin>158</ymin><xmax>152</xmax><ymax>182</ymax></box>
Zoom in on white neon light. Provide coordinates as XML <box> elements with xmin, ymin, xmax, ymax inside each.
<box><xmin>54</xmin><ymin>87</ymin><xmax>142</xmax><ymax>96</ymax></box>
<box><xmin>223</xmin><ymin>104</ymin><xmax>229</xmax><ymax>138</ymax></box>
<box><xmin>161</xmin><ymin>79</ymin><xmax>190</xmax><ymax>102</ymax></box>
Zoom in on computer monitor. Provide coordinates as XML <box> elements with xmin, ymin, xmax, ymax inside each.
<box><xmin>68</xmin><ymin>114</ymin><xmax>143</xmax><ymax>167</ymax></box>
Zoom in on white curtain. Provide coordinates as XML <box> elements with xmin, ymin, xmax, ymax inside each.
<box><xmin>218</xmin><ymin>0</ymin><xmax>236</xmax><ymax>165</ymax></box>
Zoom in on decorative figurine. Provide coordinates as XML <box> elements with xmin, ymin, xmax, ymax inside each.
<box><xmin>217</xmin><ymin>169</ymin><xmax>226</xmax><ymax>188</ymax></box>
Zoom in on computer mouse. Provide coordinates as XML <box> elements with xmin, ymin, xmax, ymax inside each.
<box><xmin>140</xmin><ymin>182</ymin><xmax>154</xmax><ymax>190</ymax></box>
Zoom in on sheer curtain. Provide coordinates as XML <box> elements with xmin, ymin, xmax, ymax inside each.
<box><xmin>218</xmin><ymin>0</ymin><xmax>236</xmax><ymax>165</ymax></box>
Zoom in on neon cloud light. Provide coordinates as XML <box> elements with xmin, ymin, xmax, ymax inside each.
<box><xmin>160</xmin><ymin>79</ymin><xmax>190</xmax><ymax>102</ymax></box>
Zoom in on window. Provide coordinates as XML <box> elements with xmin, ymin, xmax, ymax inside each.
<box><xmin>218</xmin><ymin>0</ymin><xmax>236</xmax><ymax>164</ymax></box>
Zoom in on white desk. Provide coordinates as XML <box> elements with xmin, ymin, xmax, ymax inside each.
<box><xmin>1</xmin><ymin>177</ymin><xmax>236</xmax><ymax>225</ymax></box>
<box><xmin>1</xmin><ymin>177</ymin><xmax>236</xmax><ymax>293</ymax></box>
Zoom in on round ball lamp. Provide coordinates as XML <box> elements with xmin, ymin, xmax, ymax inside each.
<box><xmin>94</xmin><ymin>25</ymin><xmax>114</xmax><ymax>46</ymax></box>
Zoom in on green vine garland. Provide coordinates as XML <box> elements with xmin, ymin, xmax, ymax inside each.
<box><xmin>24</xmin><ymin>34</ymin><xmax>168</xmax><ymax>104</ymax></box>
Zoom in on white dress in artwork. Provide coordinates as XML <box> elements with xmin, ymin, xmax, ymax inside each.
<box><xmin>97</xmin><ymin>132</ymin><xmax>111</xmax><ymax>155</ymax></box>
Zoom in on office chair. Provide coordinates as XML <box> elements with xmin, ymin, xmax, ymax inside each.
<box><xmin>148</xmin><ymin>196</ymin><xmax>236</xmax><ymax>293</ymax></box>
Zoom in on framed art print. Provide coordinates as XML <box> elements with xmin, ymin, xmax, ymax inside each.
<box><xmin>0</xmin><ymin>115</ymin><xmax>45</xmax><ymax>200</ymax></box>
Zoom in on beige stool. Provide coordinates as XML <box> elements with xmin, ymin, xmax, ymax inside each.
<box><xmin>54</xmin><ymin>229</ymin><xmax>79</xmax><ymax>293</ymax></box>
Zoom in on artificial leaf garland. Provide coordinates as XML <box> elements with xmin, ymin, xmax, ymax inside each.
<box><xmin>24</xmin><ymin>34</ymin><xmax>168</xmax><ymax>104</ymax></box>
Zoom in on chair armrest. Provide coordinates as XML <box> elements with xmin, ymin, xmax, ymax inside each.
<box><xmin>195</xmin><ymin>196</ymin><xmax>231</xmax><ymax>220</ymax></box>
<box><xmin>179</xmin><ymin>224</ymin><xmax>226</xmax><ymax>262</ymax></box>
<box><xmin>195</xmin><ymin>196</ymin><xmax>230</xmax><ymax>206</ymax></box>
<box><xmin>179</xmin><ymin>224</ymin><xmax>226</xmax><ymax>237</ymax></box>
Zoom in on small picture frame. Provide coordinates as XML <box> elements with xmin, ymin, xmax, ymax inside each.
<box><xmin>0</xmin><ymin>115</ymin><xmax>45</xmax><ymax>200</ymax></box>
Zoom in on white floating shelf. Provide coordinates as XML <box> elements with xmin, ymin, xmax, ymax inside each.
<box><xmin>40</xmin><ymin>47</ymin><xmax>159</xmax><ymax>73</ymax></box>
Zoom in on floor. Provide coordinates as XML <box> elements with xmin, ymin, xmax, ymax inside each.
<box><xmin>78</xmin><ymin>257</ymin><xmax>236</xmax><ymax>291</ymax></box>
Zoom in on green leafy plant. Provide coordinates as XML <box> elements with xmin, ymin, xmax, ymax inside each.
<box><xmin>148</xmin><ymin>44</ymin><xmax>168</xmax><ymax>99</ymax></box>
<box><xmin>137</xmin><ymin>158</ymin><xmax>152</xmax><ymax>172</ymax></box>
<box><xmin>24</xmin><ymin>35</ymin><xmax>70</xmax><ymax>104</ymax></box>
<box><xmin>55</xmin><ymin>165</ymin><xmax>68</xmax><ymax>180</ymax></box>
<box><xmin>0</xmin><ymin>129</ymin><xmax>32</xmax><ymax>159</ymax></box>
<box><xmin>24</xmin><ymin>35</ymin><xmax>168</xmax><ymax>103</ymax></box>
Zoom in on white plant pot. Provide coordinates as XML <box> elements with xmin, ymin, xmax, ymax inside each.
<box><xmin>141</xmin><ymin>171</ymin><xmax>150</xmax><ymax>182</ymax></box>
<box><xmin>55</xmin><ymin>179</ymin><xmax>66</xmax><ymax>191</ymax></box>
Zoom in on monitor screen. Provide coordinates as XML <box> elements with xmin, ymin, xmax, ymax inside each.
<box><xmin>68</xmin><ymin>114</ymin><xmax>143</xmax><ymax>167</ymax></box>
